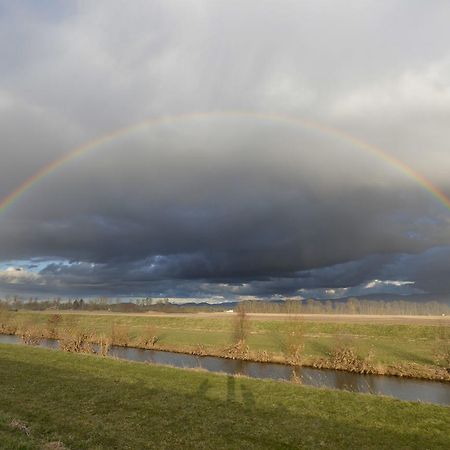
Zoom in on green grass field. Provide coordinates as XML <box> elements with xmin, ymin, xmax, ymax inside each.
<box><xmin>0</xmin><ymin>343</ymin><xmax>449</xmax><ymax>449</ymax></box>
<box><xmin>3</xmin><ymin>310</ymin><xmax>449</xmax><ymax>379</ymax></box>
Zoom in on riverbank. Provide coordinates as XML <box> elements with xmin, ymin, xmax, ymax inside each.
<box><xmin>1</xmin><ymin>310</ymin><xmax>449</xmax><ymax>381</ymax></box>
<box><xmin>3</xmin><ymin>333</ymin><xmax>449</xmax><ymax>405</ymax></box>
<box><xmin>1</xmin><ymin>343</ymin><xmax>449</xmax><ymax>449</ymax></box>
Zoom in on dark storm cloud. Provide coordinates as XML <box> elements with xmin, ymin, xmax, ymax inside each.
<box><xmin>379</xmin><ymin>246</ymin><xmax>450</xmax><ymax>294</ymax></box>
<box><xmin>0</xmin><ymin>1</ymin><xmax>450</xmax><ymax>298</ymax></box>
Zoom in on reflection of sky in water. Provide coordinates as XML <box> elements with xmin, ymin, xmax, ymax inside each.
<box><xmin>1</xmin><ymin>335</ymin><xmax>449</xmax><ymax>406</ymax></box>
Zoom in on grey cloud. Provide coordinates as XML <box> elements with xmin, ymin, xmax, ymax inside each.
<box><xmin>381</xmin><ymin>246</ymin><xmax>450</xmax><ymax>294</ymax></box>
<box><xmin>0</xmin><ymin>1</ymin><xmax>450</xmax><ymax>299</ymax></box>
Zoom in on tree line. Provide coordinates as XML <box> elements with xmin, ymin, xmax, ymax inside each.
<box><xmin>0</xmin><ymin>295</ymin><xmax>449</xmax><ymax>315</ymax></box>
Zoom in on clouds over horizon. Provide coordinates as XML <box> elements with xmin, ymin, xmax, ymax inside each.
<box><xmin>0</xmin><ymin>1</ymin><xmax>450</xmax><ymax>300</ymax></box>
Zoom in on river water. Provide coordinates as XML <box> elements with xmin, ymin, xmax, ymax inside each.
<box><xmin>1</xmin><ymin>334</ymin><xmax>449</xmax><ymax>406</ymax></box>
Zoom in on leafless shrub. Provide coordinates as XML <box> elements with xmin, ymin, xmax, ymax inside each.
<box><xmin>46</xmin><ymin>314</ymin><xmax>63</xmax><ymax>338</ymax></box>
<box><xmin>329</xmin><ymin>346</ymin><xmax>361</xmax><ymax>368</ymax></box>
<box><xmin>223</xmin><ymin>340</ymin><xmax>249</xmax><ymax>359</ymax></box>
<box><xmin>97</xmin><ymin>334</ymin><xmax>111</xmax><ymax>356</ymax></box>
<box><xmin>0</xmin><ymin>320</ymin><xmax>17</xmax><ymax>335</ymax></box>
<box><xmin>327</xmin><ymin>336</ymin><xmax>373</xmax><ymax>372</ymax></box>
<box><xmin>59</xmin><ymin>328</ymin><xmax>93</xmax><ymax>353</ymax></box>
<box><xmin>111</xmin><ymin>323</ymin><xmax>130</xmax><ymax>346</ymax></box>
<box><xmin>233</xmin><ymin>305</ymin><xmax>250</xmax><ymax>345</ymax></box>
<box><xmin>0</xmin><ymin>306</ymin><xmax>19</xmax><ymax>335</ymax></box>
<box><xmin>0</xmin><ymin>307</ymin><xmax>11</xmax><ymax>332</ymax></box>
<box><xmin>273</xmin><ymin>316</ymin><xmax>304</xmax><ymax>365</ymax></box>
<box><xmin>222</xmin><ymin>305</ymin><xmax>250</xmax><ymax>359</ymax></box>
<box><xmin>290</xmin><ymin>368</ymin><xmax>303</xmax><ymax>384</ymax></box>
<box><xmin>255</xmin><ymin>349</ymin><xmax>271</xmax><ymax>362</ymax></box>
<box><xmin>137</xmin><ymin>324</ymin><xmax>159</xmax><ymax>349</ymax></box>
<box><xmin>434</xmin><ymin>324</ymin><xmax>450</xmax><ymax>370</ymax></box>
<box><xmin>284</xmin><ymin>321</ymin><xmax>304</xmax><ymax>365</ymax></box>
<box><xmin>222</xmin><ymin>305</ymin><xmax>251</xmax><ymax>359</ymax></box>
<box><xmin>19</xmin><ymin>323</ymin><xmax>42</xmax><ymax>345</ymax></box>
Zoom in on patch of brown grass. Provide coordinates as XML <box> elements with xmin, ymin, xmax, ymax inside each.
<box><xmin>9</xmin><ymin>418</ymin><xmax>31</xmax><ymax>436</ymax></box>
<box><xmin>192</xmin><ymin>343</ymin><xmax>207</xmax><ymax>356</ymax></box>
<box><xmin>42</xmin><ymin>441</ymin><xmax>68</xmax><ymax>450</ymax></box>
<box><xmin>0</xmin><ymin>308</ymin><xmax>17</xmax><ymax>334</ymax></box>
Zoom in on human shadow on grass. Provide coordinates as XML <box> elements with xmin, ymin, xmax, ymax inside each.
<box><xmin>1</xmin><ymin>354</ymin><xmax>449</xmax><ymax>450</ymax></box>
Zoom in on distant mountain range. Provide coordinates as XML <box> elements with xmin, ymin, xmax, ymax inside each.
<box><xmin>168</xmin><ymin>293</ymin><xmax>450</xmax><ymax>308</ymax></box>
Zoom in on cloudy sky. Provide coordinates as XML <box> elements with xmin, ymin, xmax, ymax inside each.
<box><xmin>1</xmin><ymin>1</ymin><xmax>450</xmax><ymax>301</ymax></box>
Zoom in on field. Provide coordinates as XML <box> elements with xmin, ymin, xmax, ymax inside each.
<box><xmin>1</xmin><ymin>310</ymin><xmax>449</xmax><ymax>380</ymax></box>
<box><xmin>1</xmin><ymin>343</ymin><xmax>449</xmax><ymax>449</ymax></box>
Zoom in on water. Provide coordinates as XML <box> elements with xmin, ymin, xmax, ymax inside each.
<box><xmin>1</xmin><ymin>334</ymin><xmax>449</xmax><ymax>406</ymax></box>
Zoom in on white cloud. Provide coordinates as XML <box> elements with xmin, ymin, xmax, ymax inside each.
<box><xmin>364</xmin><ymin>279</ymin><xmax>415</xmax><ymax>289</ymax></box>
<box><xmin>330</xmin><ymin>59</ymin><xmax>450</xmax><ymax>118</ymax></box>
<box><xmin>0</xmin><ymin>267</ymin><xmax>43</xmax><ymax>285</ymax></box>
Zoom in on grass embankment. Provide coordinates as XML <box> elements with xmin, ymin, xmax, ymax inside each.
<box><xmin>2</xmin><ymin>311</ymin><xmax>450</xmax><ymax>380</ymax></box>
<box><xmin>0</xmin><ymin>343</ymin><xmax>449</xmax><ymax>449</ymax></box>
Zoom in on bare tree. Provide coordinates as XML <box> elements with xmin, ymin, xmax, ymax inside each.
<box><xmin>233</xmin><ymin>305</ymin><xmax>250</xmax><ymax>345</ymax></box>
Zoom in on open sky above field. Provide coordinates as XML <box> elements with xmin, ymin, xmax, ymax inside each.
<box><xmin>0</xmin><ymin>1</ymin><xmax>450</xmax><ymax>300</ymax></box>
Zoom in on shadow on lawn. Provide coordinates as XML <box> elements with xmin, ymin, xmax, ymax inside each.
<box><xmin>307</xmin><ymin>339</ymin><xmax>332</xmax><ymax>356</ymax></box>
<box><xmin>376</xmin><ymin>341</ymin><xmax>434</xmax><ymax>365</ymax></box>
<box><xmin>0</xmin><ymin>350</ymin><xmax>448</xmax><ymax>450</ymax></box>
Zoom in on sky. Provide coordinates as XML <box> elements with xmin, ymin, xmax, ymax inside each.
<box><xmin>0</xmin><ymin>0</ymin><xmax>450</xmax><ymax>301</ymax></box>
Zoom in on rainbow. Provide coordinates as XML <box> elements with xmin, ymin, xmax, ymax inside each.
<box><xmin>1</xmin><ymin>110</ymin><xmax>449</xmax><ymax>214</ymax></box>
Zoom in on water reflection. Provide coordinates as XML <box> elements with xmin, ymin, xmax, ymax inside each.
<box><xmin>1</xmin><ymin>334</ymin><xmax>449</xmax><ymax>406</ymax></box>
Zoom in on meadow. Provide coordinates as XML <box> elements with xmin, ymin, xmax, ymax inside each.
<box><xmin>1</xmin><ymin>343</ymin><xmax>450</xmax><ymax>449</ymax></box>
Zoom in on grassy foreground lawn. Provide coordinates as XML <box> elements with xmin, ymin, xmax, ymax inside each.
<box><xmin>5</xmin><ymin>311</ymin><xmax>450</xmax><ymax>379</ymax></box>
<box><xmin>0</xmin><ymin>343</ymin><xmax>449</xmax><ymax>449</ymax></box>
